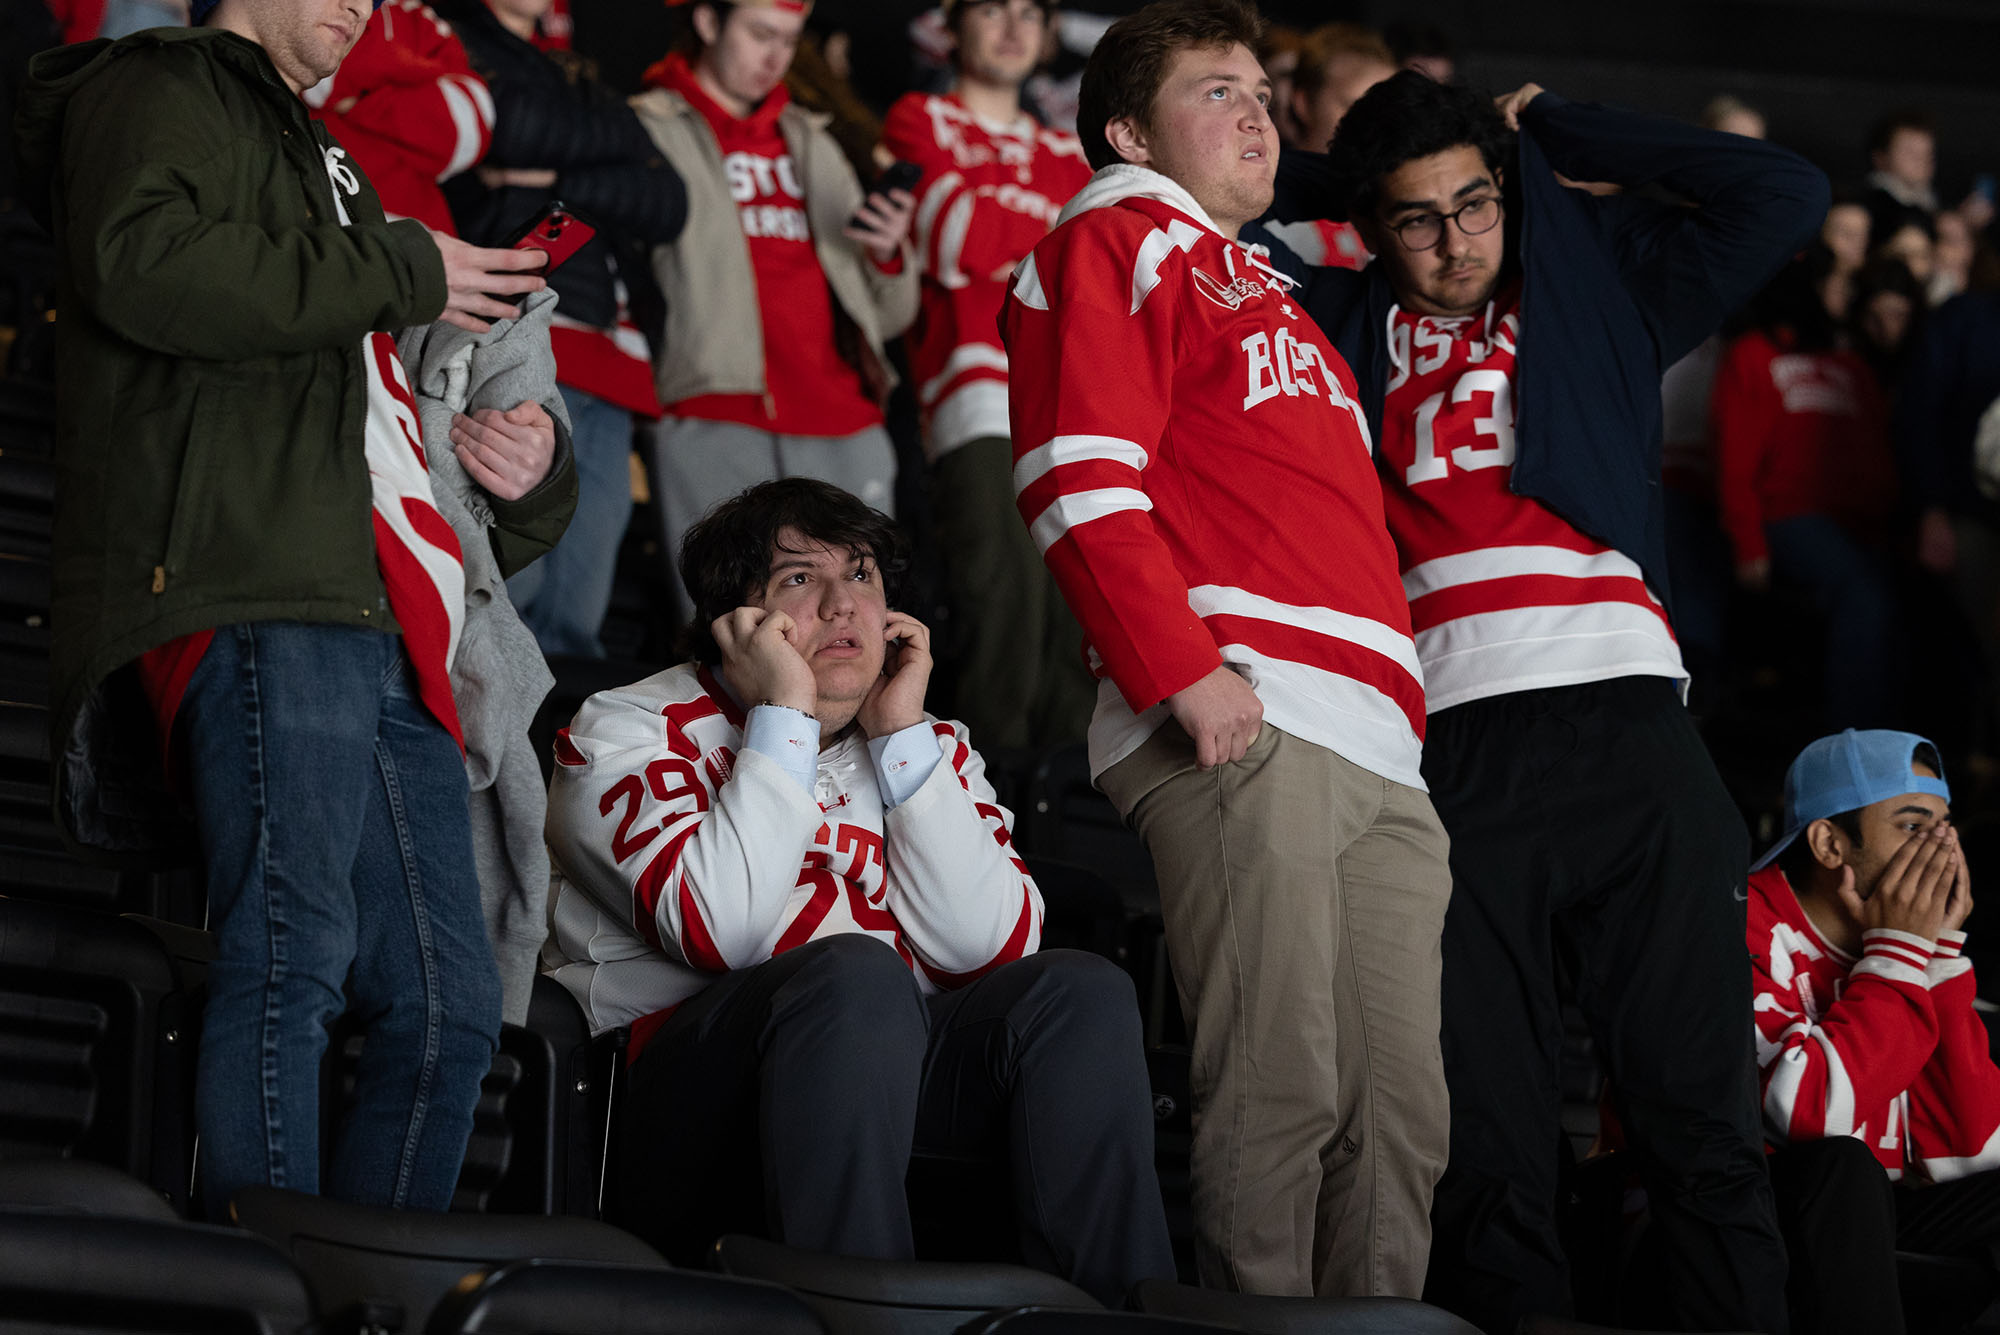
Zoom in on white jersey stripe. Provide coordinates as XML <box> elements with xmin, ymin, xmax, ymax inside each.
<box><xmin>1186</xmin><ymin>583</ymin><xmax>1424</xmax><ymax>687</ymax></box>
<box><xmin>1401</xmin><ymin>543</ymin><xmax>1654</xmax><ymax>600</ymax></box>
<box><xmin>1413</xmin><ymin>602</ymin><xmax>1686</xmax><ymax>715</ymax></box>
<box><xmin>438</xmin><ymin>76</ymin><xmax>487</xmax><ymax>181</ymax></box>
<box><xmin>1027</xmin><ymin>487</ymin><xmax>1152</xmax><ymax>555</ymax></box>
<box><xmin>922</xmin><ymin>343</ymin><xmax>1011</xmax><ymax>405</ymax></box>
<box><xmin>1013</xmin><ymin>433</ymin><xmax>1149</xmax><ymax>494</ymax></box>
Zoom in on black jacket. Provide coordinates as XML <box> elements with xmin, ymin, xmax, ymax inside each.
<box><xmin>438</xmin><ymin>0</ymin><xmax>684</xmax><ymax>332</ymax></box>
<box><xmin>1268</xmin><ymin>93</ymin><xmax>1829</xmax><ymax>612</ymax></box>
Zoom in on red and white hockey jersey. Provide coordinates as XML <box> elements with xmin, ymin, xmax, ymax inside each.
<box><xmin>1377</xmin><ymin>288</ymin><xmax>1684</xmax><ymax>714</ymax></box>
<box><xmin>305</xmin><ymin>0</ymin><xmax>494</xmax><ymax>235</ymax></box>
<box><xmin>542</xmin><ymin>664</ymin><xmax>1043</xmax><ymax>1051</ymax></box>
<box><xmin>1261</xmin><ymin>218</ymin><xmax>1370</xmax><ymax>271</ymax></box>
<box><xmin>1000</xmin><ymin>165</ymin><xmax>1426</xmax><ymax>788</ymax></box>
<box><xmin>880</xmin><ymin>91</ymin><xmax>1091</xmax><ymax>460</ymax></box>
<box><xmin>1749</xmin><ymin>865</ymin><xmax>2000</xmax><ymax>1183</ymax></box>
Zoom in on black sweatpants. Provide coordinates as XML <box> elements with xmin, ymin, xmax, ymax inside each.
<box><xmin>1421</xmin><ymin>676</ymin><xmax>1790</xmax><ymax>1334</ymax></box>
<box><xmin>1771</xmin><ymin>1137</ymin><xmax>2000</xmax><ymax>1335</ymax></box>
<box><xmin>610</xmin><ymin>935</ymin><xmax>1175</xmax><ymax>1306</ymax></box>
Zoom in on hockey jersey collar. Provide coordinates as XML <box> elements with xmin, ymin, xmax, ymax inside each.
<box><xmin>1058</xmin><ymin>163</ymin><xmax>1296</xmax><ymax>290</ymax></box>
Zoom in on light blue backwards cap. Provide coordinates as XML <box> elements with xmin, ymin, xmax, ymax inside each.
<box><xmin>1750</xmin><ymin>728</ymin><xmax>1952</xmax><ymax>872</ymax></box>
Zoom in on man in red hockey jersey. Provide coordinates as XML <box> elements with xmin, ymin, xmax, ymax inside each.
<box><xmin>881</xmin><ymin>0</ymin><xmax>1095</xmax><ymax>750</ymax></box>
<box><xmin>1000</xmin><ymin>0</ymin><xmax>1452</xmax><ymax>1299</ymax></box>
<box><xmin>1751</xmin><ymin>729</ymin><xmax>2000</xmax><ymax>1333</ymax></box>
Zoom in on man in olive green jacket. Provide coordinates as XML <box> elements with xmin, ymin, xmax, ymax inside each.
<box><xmin>16</xmin><ymin>0</ymin><xmax>572</xmax><ymax>1216</ymax></box>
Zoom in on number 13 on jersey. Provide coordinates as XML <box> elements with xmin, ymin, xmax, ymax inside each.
<box><xmin>1403</xmin><ymin>367</ymin><xmax>1516</xmax><ymax>485</ymax></box>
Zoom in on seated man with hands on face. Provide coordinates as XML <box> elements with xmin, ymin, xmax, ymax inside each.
<box><xmin>539</xmin><ymin>478</ymin><xmax>1173</xmax><ymax>1302</ymax></box>
<box><xmin>1751</xmin><ymin>729</ymin><xmax>2000</xmax><ymax>1334</ymax></box>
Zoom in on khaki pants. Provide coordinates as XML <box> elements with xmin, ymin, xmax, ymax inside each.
<box><xmin>1099</xmin><ymin>721</ymin><xmax>1452</xmax><ymax>1298</ymax></box>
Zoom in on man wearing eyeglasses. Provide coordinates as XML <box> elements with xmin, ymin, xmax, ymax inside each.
<box><xmin>1268</xmin><ymin>74</ymin><xmax>1829</xmax><ymax>1332</ymax></box>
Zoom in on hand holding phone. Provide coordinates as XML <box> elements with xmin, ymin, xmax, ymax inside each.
<box><xmin>498</xmin><ymin>200</ymin><xmax>598</xmax><ymax>305</ymax></box>
<box><xmin>850</xmin><ymin>160</ymin><xmax>924</xmax><ymax>230</ymax></box>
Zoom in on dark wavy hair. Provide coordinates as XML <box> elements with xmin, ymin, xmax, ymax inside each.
<box><xmin>1322</xmin><ymin>69</ymin><xmax>1514</xmax><ymax>222</ymax></box>
<box><xmin>677</xmin><ymin>478</ymin><xmax>911</xmax><ymax>667</ymax></box>
<box><xmin>1076</xmin><ymin>0</ymin><xmax>1264</xmax><ymax>173</ymax></box>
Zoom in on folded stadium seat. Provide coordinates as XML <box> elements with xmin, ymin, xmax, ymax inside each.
<box><xmin>1141</xmin><ymin>1048</ymin><xmax>1195</xmax><ymax>1284</ymax></box>
<box><xmin>0</xmin><ymin>376</ymin><xmax>54</xmax><ymax>458</ymax></box>
<box><xmin>1517</xmin><ymin>1321</ymin><xmax>1761</xmax><ymax>1335</ymax></box>
<box><xmin>955</xmin><ymin>1310</ymin><xmax>1236</xmax><ymax>1335</ymax></box>
<box><xmin>0</xmin><ymin>699</ymin><xmax>140</xmax><ymax>910</ymax></box>
<box><xmin>425</xmin><ymin>1257</ymin><xmax>824</xmax><ymax>1335</ymax></box>
<box><xmin>232</xmin><ymin>1185</ymin><xmax>665</xmax><ymax>1335</ymax></box>
<box><xmin>1013</xmin><ymin>745</ymin><xmax>1158</xmax><ymax>908</ymax></box>
<box><xmin>1129</xmin><ymin>1279</ymin><xmax>1484</xmax><ymax>1333</ymax></box>
<box><xmin>711</xmin><ymin>1234</ymin><xmax>1099</xmax><ymax>1335</ymax></box>
<box><xmin>1021</xmin><ymin>857</ymin><xmax>1125</xmax><ymax>963</ymax></box>
<box><xmin>0</xmin><ymin>896</ymin><xmax>199</xmax><ymax>1208</ymax></box>
<box><xmin>0</xmin><ymin>1206</ymin><xmax>314</xmax><ymax>1335</ymax></box>
<box><xmin>0</xmin><ymin>1154</ymin><xmax>177</xmax><ymax>1220</ymax></box>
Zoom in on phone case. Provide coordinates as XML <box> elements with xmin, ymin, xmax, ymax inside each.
<box><xmin>512</xmin><ymin>205</ymin><xmax>597</xmax><ymax>271</ymax></box>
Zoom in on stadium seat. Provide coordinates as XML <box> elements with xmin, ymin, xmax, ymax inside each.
<box><xmin>1012</xmin><ymin>744</ymin><xmax>1156</xmax><ymax>907</ymax></box>
<box><xmin>1517</xmin><ymin>1320</ymin><xmax>1761</xmax><ymax>1335</ymax></box>
<box><xmin>1130</xmin><ymin>1279</ymin><xmax>1484</xmax><ymax>1332</ymax></box>
<box><xmin>425</xmin><ymin>1257</ymin><xmax>824</xmax><ymax>1335</ymax></box>
<box><xmin>0</xmin><ymin>1155</ymin><xmax>176</xmax><ymax>1220</ymax></box>
<box><xmin>956</xmin><ymin>1310</ymin><xmax>1235</xmax><ymax>1334</ymax></box>
<box><xmin>233</xmin><ymin>1184</ymin><xmax>664</xmax><ymax>1335</ymax></box>
<box><xmin>1022</xmin><ymin>857</ymin><xmax>1125</xmax><ymax>963</ymax></box>
<box><xmin>0</xmin><ymin>896</ymin><xmax>199</xmax><ymax>1207</ymax></box>
<box><xmin>712</xmin><ymin>1234</ymin><xmax>1099</xmax><ymax>1335</ymax></box>
<box><xmin>0</xmin><ymin>1205</ymin><xmax>314</xmax><ymax>1335</ymax></box>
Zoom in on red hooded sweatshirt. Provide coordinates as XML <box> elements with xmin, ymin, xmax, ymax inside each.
<box><xmin>646</xmin><ymin>54</ymin><xmax>879</xmax><ymax>437</ymax></box>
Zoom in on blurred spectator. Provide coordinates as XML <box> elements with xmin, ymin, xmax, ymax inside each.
<box><xmin>1257</xmin><ymin>22</ymin><xmax>1305</xmax><ymax>145</ymax></box>
<box><xmin>1383</xmin><ymin>19</ymin><xmax>1454</xmax><ymax>85</ymax></box>
<box><xmin>1820</xmin><ymin>191</ymin><xmax>1871</xmax><ymax>317</ymax></box>
<box><xmin>1931</xmin><ymin>206</ymin><xmax>1974</xmax><ymax>305</ymax></box>
<box><xmin>1261</xmin><ymin>22</ymin><xmax>1390</xmax><ymax>269</ymax></box>
<box><xmin>1715</xmin><ymin>257</ymin><xmax>1903</xmax><ymax>728</ymax></box>
<box><xmin>41</xmin><ymin>0</ymin><xmax>103</xmax><ymax>41</ymax></box>
<box><xmin>306</xmin><ymin>0</ymin><xmax>494</xmax><ymax>235</ymax></box>
<box><xmin>881</xmin><ymin>0</ymin><xmax>1094</xmax><ymax>751</ymax></box>
<box><xmin>439</xmin><ymin>0</ymin><xmax>689</xmax><ymax>659</ymax></box>
<box><xmin>1701</xmin><ymin>92</ymin><xmax>1765</xmax><ymax>140</ymax></box>
<box><xmin>1865</xmin><ymin>108</ymin><xmax>1938</xmax><ymax>214</ymax></box>
<box><xmin>1289</xmin><ymin>21</ymin><xmax>1395</xmax><ymax>153</ymax></box>
<box><xmin>1850</xmin><ymin>256</ymin><xmax>1925</xmax><ymax>391</ymax></box>
<box><xmin>1867</xmin><ymin>199</ymin><xmax>1934</xmax><ymax>286</ymax></box>
<box><xmin>787</xmin><ymin>27</ymin><xmax>888</xmax><ymax>184</ymax></box>
<box><xmin>630</xmin><ymin>0</ymin><xmax>917</xmax><ymax>617</ymax></box>
<box><xmin>1897</xmin><ymin>264</ymin><xmax>2000</xmax><ymax>733</ymax></box>
<box><xmin>1659</xmin><ymin>334</ymin><xmax>1732</xmax><ymax>696</ymax></box>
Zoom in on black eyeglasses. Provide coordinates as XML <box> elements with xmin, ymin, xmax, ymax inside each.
<box><xmin>1382</xmin><ymin>196</ymin><xmax>1503</xmax><ymax>252</ymax></box>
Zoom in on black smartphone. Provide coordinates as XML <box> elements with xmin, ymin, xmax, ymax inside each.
<box><xmin>850</xmin><ymin>161</ymin><xmax>924</xmax><ymax>230</ymax></box>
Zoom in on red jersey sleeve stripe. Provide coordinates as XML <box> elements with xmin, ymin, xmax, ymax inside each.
<box><xmin>917</xmin><ymin>886</ymin><xmax>1036</xmax><ymax>989</ymax></box>
<box><xmin>1012</xmin><ymin>433</ymin><xmax>1150</xmax><ymax>495</ymax></box>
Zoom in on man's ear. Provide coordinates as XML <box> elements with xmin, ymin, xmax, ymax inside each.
<box><xmin>1104</xmin><ymin>115</ymin><xmax>1151</xmax><ymax>167</ymax></box>
<box><xmin>691</xmin><ymin>3</ymin><xmax>720</xmax><ymax>48</ymax></box>
<box><xmin>1804</xmin><ymin>817</ymin><xmax>1846</xmax><ymax>871</ymax></box>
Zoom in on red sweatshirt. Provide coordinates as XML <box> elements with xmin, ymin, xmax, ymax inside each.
<box><xmin>1750</xmin><ymin>865</ymin><xmax>2000</xmax><ymax>1182</ymax></box>
<box><xmin>1000</xmin><ymin>166</ymin><xmax>1425</xmax><ymax>789</ymax></box>
<box><xmin>649</xmin><ymin>55</ymin><xmax>878</xmax><ymax>437</ymax></box>
<box><xmin>1711</xmin><ymin>330</ymin><xmax>1898</xmax><ymax>566</ymax></box>
<box><xmin>304</xmin><ymin>0</ymin><xmax>494</xmax><ymax>235</ymax></box>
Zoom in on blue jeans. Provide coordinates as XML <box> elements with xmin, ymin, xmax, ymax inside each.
<box><xmin>182</xmin><ymin>623</ymin><xmax>500</xmax><ymax>1217</ymax></box>
<box><xmin>507</xmin><ymin>385</ymin><xmax>634</xmax><ymax>658</ymax></box>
